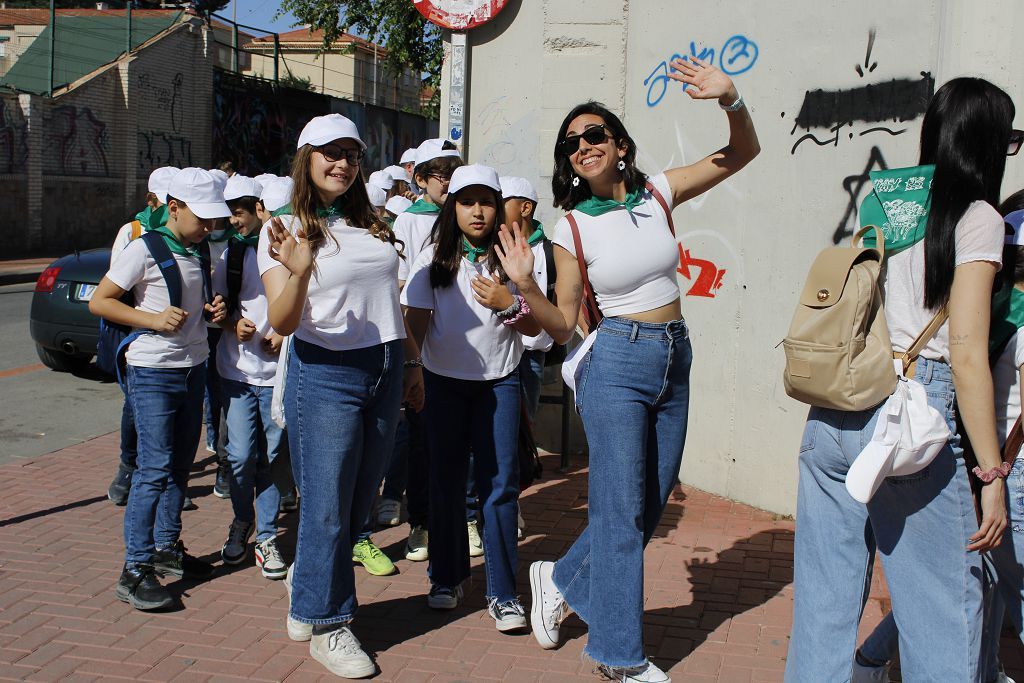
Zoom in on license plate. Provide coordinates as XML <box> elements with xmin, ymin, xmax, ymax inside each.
<box><xmin>74</xmin><ymin>283</ymin><xmax>97</xmax><ymax>301</ymax></box>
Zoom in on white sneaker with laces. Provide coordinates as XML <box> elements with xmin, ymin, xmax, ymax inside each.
<box><xmin>467</xmin><ymin>520</ymin><xmax>484</xmax><ymax>557</ymax></box>
<box><xmin>595</xmin><ymin>661</ymin><xmax>671</xmax><ymax>683</ymax></box>
<box><xmin>530</xmin><ymin>560</ymin><xmax>569</xmax><ymax>649</ymax></box>
<box><xmin>310</xmin><ymin>624</ymin><xmax>375</xmax><ymax>679</ymax></box>
<box><xmin>376</xmin><ymin>498</ymin><xmax>401</xmax><ymax>527</ymax></box>
<box><xmin>851</xmin><ymin>657</ymin><xmax>890</xmax><ymax>683</ymax></box>
<box><xmin>405</xmin><ymin>525</ymin><xmax>428</xmax><ymax>561</ymax></box>
<box><xmin>488</xmin><ymin>597</ymin><xmax>527</xmax><ymax>632</ymax></box>
<box><xmin>221</xmin><ymin>518</ymin><xmax>254</xmax><ymax>565</ymax></box>
<box><xmin>283</xmin><ymin>566</ymin><xmax>312</xmax><ymax>642</ymax></box>
<box><xmin>255</xmin><ymin>537</ymin><xmax>288</xmax><ymax>579</ymax></box>
<box><xmin>427</xmin><ymin>583</ymin><xmax>463</xmax><ymax>610</ymax></box>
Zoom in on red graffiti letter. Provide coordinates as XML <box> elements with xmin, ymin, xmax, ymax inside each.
<box><xmin>677</xmin><ymin>244</ymin><xmax>726</xmax><ymax>298</ymax></box>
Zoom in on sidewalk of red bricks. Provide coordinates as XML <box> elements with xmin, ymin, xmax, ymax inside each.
<box><xmin>2</xmin><ymin>433</ymin><xmax>1016</xmax><ymax>682</ymax></box>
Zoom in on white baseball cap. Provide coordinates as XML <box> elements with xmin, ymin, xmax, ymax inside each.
<box><xmin>368</xmin><ymin>170</ymin><xmax>394</xmax><ymax>191</ymax></box>
<box><xmin>260</xmin><ymin>177</ymin><xmax>294</xmax><ymax>213</ymax></box>
<box><xmin>297</xmin><ymin>114</ymin><xmax>365</xmax><ymax>150</ymax></box>
<box><xmin>448</xmin><ymin>164</ymin><xmax>501</xmax><ymax>196</ymax></box>
<box><xmin>400</xmin><ymin>148</ymin><xmax>417</xmax><ymax>165</ymax></box>
<box><xmin>414</xmin><ymin>138</ymin><xmax>461</xmax><ymax>169</ymax></box>
<box><xmin>168</xmin><ymin>168</ymin><xmax>231</xmax><ymax>219</ymax></box>
<box><xmin>384</xmin><ymin>164</ymin><xmax>411</xmax><ymax>183</ymax></box>
<box><xmin>366</xmin><ymin>184</ymin><xmax>387</xmax><ymax>208</ymax></box>
<box><xmin>253</xmin><ymin>173</ymin><xmax>278</xmax><ymax>185</ymax></box>
<box><xmin>224</xmin><ymin>175</ymin><xmax>264</xmax><ymax>202</ymax></box>
<box><xmin>147</xmin><ymin>166</ymin><xmax>179</xmax><ymax>204</ymax></box>
<box><xmin>208</xmin><ymin>168</ymin><xmax>229</xmax><ymax>189</ymax></box>
<box><xmin>499</xmin><ymin>176</ymin><xmax>538</xmax><ymax>203</ymax></box>
<box><xmin>385</xmin><ymin>195</ymin><xmax>413</xmax><ymax>215</ymax></box>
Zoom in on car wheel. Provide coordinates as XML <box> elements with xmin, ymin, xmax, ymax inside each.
<box><xmin>35</xmin><ymin>344</ymin><xmax>92</xmax><ymax>373</ymax></box>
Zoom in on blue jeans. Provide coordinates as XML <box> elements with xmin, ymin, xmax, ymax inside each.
<box><xmin>519</xmin><ymin>349</ymin><xmax>546</xmax><ymax>424</ymax></box>
<box><xmin>425</xmin><ymin>369</ymin><xmax>521</xmax><ymax>602</ymax></box>
<box><xmin>552</xmin><ymin>317</ymin><xmax>691</xmax><ymax>668</ymax></box>
<box><xmin>123</xmin><ymin>364</ymin><xmax>206</xmax><ymax>565</ymax></box>
<box><xmin>120</xmin><ymin>395</ymin><xmax>137</xmax><ymax>468</ymax></box>
<box><xmin>286</xmin><ymin>338</ymin><xmax>403</xmax><ymax>625</ymax></box>
<box><xmin>205</xmin><ymin>328</ymin><xmax>224</xmax><ymax>454</ymax></box>
<box><xmin>785</xmin><ymin>358</ymin><xmax>982</xmax><ymax>682</ymax></box>
<box><xmin>222</xmin><ymin>378</ymin><xmax>284</xmax><ymax>542</ymax></box>
<box><xmin>380</xmin><ymin>410</ymin><xmax>429</xmax><ymax>527</ymax></box>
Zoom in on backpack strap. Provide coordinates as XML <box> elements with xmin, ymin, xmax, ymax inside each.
<box><xmin>225</xmin><ymin>240</ymin><xmax>248</xmax><ymax>315</ymax></box>
<box><xmin>140</xmin><ymin>231</ymin><xmax>184</xmax><ymax>308</ymax></box>
<box><xmin>645</xmin><ymin>180</ymin><xmax>676</xmax><ymax>237</ymax></box>
<box><xmin>897</xmin><ymin>307</ymin><xmax>949</xmax><ymax>378</ymax></box>
<box><xmin>541</xmin><ymin>237</ymin><xmax>557</xmax><ymax>303</ymax></box>
<box><xmin>130</xmin><ymin>220</ymin><xmax>143</xmax><ymax>241</ymax></box>
<box><xmin>196</xmin><ymin>238</ymin><xmax>213</xmax><ymax>308</ymax></box>
<box><xmin>566</xmin><ymin>212</ymin><xmax>601</xmax><ymax>331</ymax></box>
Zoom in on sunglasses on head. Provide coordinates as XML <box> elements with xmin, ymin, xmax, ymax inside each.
<box><xmin>1009</xmin><ymin>129</ymin><xmax>1024</xmax><ymax>157</ymax></box>
<box><xmin>557</xmin><ymin>124</ymin><xmax>612</xmax><ymax>157</ymax></box>
<box><xmin>316</xmin><ymin>143</ymin><xmax>364</xmax><ymax>165</ymax></box>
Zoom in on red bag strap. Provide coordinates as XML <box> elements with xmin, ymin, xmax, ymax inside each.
<box><xmin>566</xmin><ymin>212</ymin><xmax>601</xmax><ymax>331</ymax></box>
<box><xmin>645</xmin><ymin>180</ymin><xmax>675</xmax><ymax>236</ymax></box>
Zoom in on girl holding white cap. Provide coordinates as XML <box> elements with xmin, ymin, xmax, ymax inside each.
<box><xmin>495</xmin><ymin>58</ymin><xmax>759</xmax><ymax>682</ymax></box>
<box><xmin>401</xmin><ymin>163</ymin><xmax>540</xmax><ymax>629</ymax></box>
<box><xmin>257</xmin><ymin>114</ymin><xmax>423</xmax><ymax>679</ymax></box>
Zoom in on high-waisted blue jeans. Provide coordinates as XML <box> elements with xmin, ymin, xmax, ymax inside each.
<box><xmin>552</xmin><ymin>316</ymin><xmax>692</xmax><ymax>668</ymax></box>
<box><xmin>285</xmin><ymin>338</ymin><xmax>403</xmax><ymax>625</ymax></box>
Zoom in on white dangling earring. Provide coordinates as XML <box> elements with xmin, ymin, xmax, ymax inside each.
<box><xmin>572</xmin><ymin>175</ymin><xmax>580</xmax><ymax>187</ymax></box>
<box><xmin>617</xmin><ymin>160</ymin><xmax>626</xmax><ymax>171</ymax></box>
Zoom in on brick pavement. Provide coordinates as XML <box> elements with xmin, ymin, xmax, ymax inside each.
<box><xmin>1</xmin><ymin>432</ymin><xmax>1018</xmax><ymax>682</ymax></box>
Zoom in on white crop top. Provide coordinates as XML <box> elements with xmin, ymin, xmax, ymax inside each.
<box><xmin>551</xmin><ymin>173</ymin><xmax>680</xmax><ymax>317</ymax></box>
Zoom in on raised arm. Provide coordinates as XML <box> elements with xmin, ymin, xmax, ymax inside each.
<box><xmin>662</xmin><ymin>57</ymin><xmax>760</xmax><ymax>207</ymax></box>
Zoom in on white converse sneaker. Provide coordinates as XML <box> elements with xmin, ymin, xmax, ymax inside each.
<box><xmin>517</xmin><ymin>510</ymin><xmax>526</xmax><ymax>540</ymax></box>
<box><xmin>376</xmin><ymin>498</ymin><xmax>401</xmax><ymax>527</ymax></box>
<box><xmin>427</xmin><ymin>583</ymin><xmax>462</xmax><ymax>610</ymax></box>
<box><xmin>405</xmin><ymin>525</ymin><xmax>428</xmax><ymax>561</ymax></box>
<box><xmin>467</xmin><ymin>520</ymin><xmax>484</xmax><ymax>557</ymax></box>
<box><xmin>595</xmin><ymin>660</ymin><xmax>671</xmax><ymax>682</ymax></box>
<box><xmin>488</xmin><ymin>597</ymin><xmax>527</xmax><ymax>632</ymax></box>
<box><xmin>310</xmin><ymin>624</ymin><xmax>376</xmax><ymax>678</ymax></box>
<box><xmin>530</xmin><ymin>561</ymin><xmax>569</xmax><ymax>649</ymax></box>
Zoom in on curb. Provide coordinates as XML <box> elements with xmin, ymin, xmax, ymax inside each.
<box><xmin>0</xmin><ymin>271</ymin><xmax>43</xmax><ymax>287</ymax></box>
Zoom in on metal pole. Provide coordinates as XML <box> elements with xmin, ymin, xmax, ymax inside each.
<box><xmin>47</xmin><ymin>0</ymin><xmax>54</xmax><ymax>95</ymax></box>
<box><xmin>126</xmin><ymin>1</ymin><xmax>132</xmax><ymax>56</ymax></box>
<box><xmin>231</xmin><ymin>22</ymin><xmax>238</xmax><ymax>72</ymax></box>
<box><xmin>448</xmin><ymin>31</ymin><xmax>467</xmax><ymax>155</ymax></box>
<box><xmin>273</xmin><ymin>33</ymin><xmax>279</xmax><ymax>84</ymax></box>
<box><xmin>372</xmin><ymin>43</ymin><xmax>377</xmax><ymax>105</ymax></box>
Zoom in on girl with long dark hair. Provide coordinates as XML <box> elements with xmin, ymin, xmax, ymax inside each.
<box><xmin>495</xmin><ymin>57</ymin><xmax>759</xmax><ymax>682</ymax></box>
<box><xmin>783</xmin><ymin>78</ymin><xmax>1016</xmax><ymax>681</ymax></box>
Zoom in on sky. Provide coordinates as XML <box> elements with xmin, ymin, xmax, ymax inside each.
<box><xmin>223</xmin><ymin>0</ymin><xmax>301</xmax><ymax>33</ymax></box>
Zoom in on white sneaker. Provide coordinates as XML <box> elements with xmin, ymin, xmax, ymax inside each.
<box><xmin>595</xmin><ymin>661</ymin><xmax>671</xmax><ymax>683</ymax></box>
<box><xmin>530</xmin><ymin>561</ymin><xmax>569</xmax><ymax>649</ymax></box>
<box><xmin>467</xmin><ymin>521</ymin><xmax>484</xmax><ymax>557</ymax></box>
<box><xmin>310</xmin><ymin>624</ymin><xmax>376</xmax><ymax>678</ymax></box>
<box><xmin>488</xmin><ymin>597</ymin><xmax>527</xmax><ymax>632</ymax></box>
<box><xmin>377</xmin><ymin>498</ymin><xmax>402</xmax><ymax>527</ymax></box>
<box><xmin>427</xmin><ymin>583</ymin><xmax>463</xmax><ymax>610</ymax></box>
<box><xmin>405</xmin><ymin>525</ymin><xmax>428</xmax><ymax>561</ymax></box>
<box><xmin>517</xmin><ymin>510</ymin><xmax>526</xmax><ymax>540</ymax></box>
<box><xmin>221</xmin><ymin>518</ymin><xmax>254</xmax><ymax>565</ymax></box>
<box><xmin>283</xmin><ymin>566</ymin><xmax>312</xmax><ymax>642</ymax></box>
<box><xmin>851</xmin><ymin>657</ymin><xmax>890</xmax><ymax>683</ymax></box>
<box><xmin>255</xmin><ymin>537</ymin><xmax>288</xmax><ymax>580</ymax></box>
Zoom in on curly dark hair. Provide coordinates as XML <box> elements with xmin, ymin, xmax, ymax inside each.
<box><xmin>552</xmin><ymin>101</ymin><xmax>646</xmax><ymax>211</ymax></box>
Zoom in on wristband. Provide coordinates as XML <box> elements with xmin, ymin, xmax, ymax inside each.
<box><xmin>404</xmin><ymin>358</ymin><xmax>423</xmax><ymax>369</ymax></box>
<box><xmin>719</xmin><ymin>92</ymin><xmax>744</xmax><ymax>112</ymax></box>
<box><xmin>972</xmin><ymin>462</ymin><xmax>1011</xmax><ymax>483</ymax></box>
<box><xmin>501</xmin><ymin>295</ymin><xmax>531</xmax><ymax>326</ymax></box>
<box><xmin>496</xmin><ymin>296</ymin><xmax>521</xmax><ymax>318</ymax></box>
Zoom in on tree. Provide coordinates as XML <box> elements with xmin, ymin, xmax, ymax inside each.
<box><xmin>276</xmin><ymin>0</ymin><xmax>442</xmax><ymax>118</ymax></box>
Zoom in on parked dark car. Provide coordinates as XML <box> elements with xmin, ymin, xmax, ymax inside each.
<box><xmin>29</xmin><ymin>248</ymin><xmax>111</xmax><ymax>373</ymax></box>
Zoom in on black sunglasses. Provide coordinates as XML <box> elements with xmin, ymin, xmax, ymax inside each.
<box><xmin>1009</xmin><ymin>129</ymin><xmax>1024</xmax><ymax>157</ymax></box>
<box><xmin>557</xmin><ymin>124</ymin><xmax>612</xmax><ymax>157</ymax></box>
<box><xmin>316</xmin><ymin>143</ymin><xmax>364</xmax><ymax>165</ymax></box>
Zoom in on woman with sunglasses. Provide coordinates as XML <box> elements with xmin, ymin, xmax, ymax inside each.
<box><xmin>258</xmin><ymin>114</ymin><xmax>424</xmax><ymax>680</ymax></box>
<box><xmin>495</xmin><ymin>57</ymin><xmax>759</xmax><ymax>683</ymax></box>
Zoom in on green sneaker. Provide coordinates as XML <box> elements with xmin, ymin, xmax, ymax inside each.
<box><xmin>352</xmin><ymin>538</ymin><xmax>396</xmax><ymax>576</ymax></box>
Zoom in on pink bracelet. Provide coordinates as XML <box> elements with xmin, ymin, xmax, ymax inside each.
<box><xmin>501</xmin><ymin>295</ymin><xmax>531</xmax><ymax>326</ymax></box>
<box><xmin>972</xmin><ymin>462</ymin><xmax>1012</xmax><ymax>483</ymax></box>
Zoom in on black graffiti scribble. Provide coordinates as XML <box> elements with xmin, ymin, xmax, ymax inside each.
<box><xmin>833</xmin><ymin>146</ymin><xmax>888</xmax><ymax>245</ymax></box>
<box><xmin>793</xmin><ymin>72</ymin><xmax>935</xmax><ymax>130</ymax></box>
<box><xmin>855</xmin><ymin>29</ymin><xmax>878</xmax><ymax>77</ymax></box>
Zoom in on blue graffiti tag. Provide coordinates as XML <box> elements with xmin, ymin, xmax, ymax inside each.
<box><xmin>644</xmin><ymin>34</ymin><xmax>759</xmax><ymax>107</ymax></box>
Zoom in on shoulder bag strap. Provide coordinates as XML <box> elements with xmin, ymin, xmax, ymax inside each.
<box><xmin>1004</xmin><ymin>417</ymin><xmax>1024</xmax><ymax>465</ymax></box>
<box><xmin>130</xmin><ymin>220</ymin><xmax>143</xmax><ymax>241</ymax></box>
<box><xmin>899</xmin><ymin>307</ymin><xmax>949</xmax><ymax>377</ymax></box>
<box><xmin>645</xmin><ymin>180</ymin><xmax>676</xmax><ymax>237</ymax></box>
<box><xmin>139</xmin><ymin>231</ymin><xmax>184</xmax><ymax>309</ymax></box>
<box><xmin>566</xmin><ymin>212</ymin><xmax>601</xmax><ymax>331</ymax></box>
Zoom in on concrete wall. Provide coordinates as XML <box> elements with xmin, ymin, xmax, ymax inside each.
<box><xmin>449</xmin><ymin>0</ymin><xmax>1024</xmax><ymax>515</ymax></box>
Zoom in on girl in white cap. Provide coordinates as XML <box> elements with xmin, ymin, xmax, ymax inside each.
<box><xmin>495</xmin><ymin>58</ymin><xmax>759</xmax><ymax>683</ymax></box>
<box><xmin>258</xmin><ymin>114</ymin><xmax>424</xmax><ymax>680</ymax></box>
<box><xmin>401</xmin><ymin>163</ymin><xmax>540</xmax><ymax>631</ymax></box>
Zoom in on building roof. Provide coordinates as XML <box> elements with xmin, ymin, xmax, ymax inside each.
<box><xmin>245</xmin><ymin>26</ymin><xmax>386</xmax><ymax>54</ymax></box>
<box><xmin>0</xmin><ymin>8</ymin><xmax>180</xmax><ymax>26</ymax></box>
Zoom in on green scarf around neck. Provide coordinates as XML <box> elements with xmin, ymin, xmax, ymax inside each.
<box><xmin>462</xmin><ymin>236</ymin><xmax>489</xmax><ymax>263</ymax></box>
<box><xmin>135</xmin><ymin>205</ymin><xmax>153</xmax><ymax>227</ymax></box>
<box><xmin>271</xmin><ymin>204</ymin><xmax>292</xmax><ymax>217</ymax></box>
<box><xmin>406</xmin><ymin>199</ymin><xmax>441</xmax><ymax>215</ymax></box>
<box><xmin>151</xmin><ymin>226</ymin><xmax>201</xmax><ymax>259</ymax></box>
<box><xmin>574</xmin><ymin>187</ymin><xmax>644</xmax><ymax>217</ymax></box>
<box><xmin>526</xmin><ymin>220</ymin><xmax>545</xmax><ymax>246</ymax></box>
<box><xmin>269</xmin><ymin>199</ymin><xmax>349</xmax><ymax>220</ymax></box>
<box><xmin>859</xmin><ymin>165</ymin><xmax>935</xmax><ymax>255</ymax></box>
<box><xmin>990</xmin><ymin>284</ymin><xmax>1024</xmax><ymax>357</ymax></box>
<box><xmin>232</xmin><ymin>229</ymin><xmax>260</xmax><ymax>247</ymax></box>
<box><xmin>147</xmin><ymin>204</ymin><xmax>168</xmax><ymax>231</ymax></box>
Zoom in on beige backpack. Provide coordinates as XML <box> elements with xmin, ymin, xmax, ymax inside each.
<box><xmin>782</xmin><ymin>225</ymin><xmax>898</xmax><ymax>411</ymax></box>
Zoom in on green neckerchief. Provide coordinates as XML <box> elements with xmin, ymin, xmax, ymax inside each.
<box><xmin>270</xmin><ymin>200</ymin><xmax>347</xmax><ymax>219</ymax></box>
<box><xmin>462</xmin><ymin>236</ymin><xmax>488</xmax><ymax>263</ymax></box>
<box><xmin>135</xmin><ymin>205</ymin><xmax>153</xmax><ymax>227</ymax></box>
<box><xmin>990</xmin><ymin>284</ymin><xmax>1024</xmax><ymax>357</ymax></box>
<box><xmin>574</xmin><ymin>187</ymin><xmax>644</xmax><ymax>217</ymax></box>
<box><xmin>271</xmin><ymin>204</ymin><xmax>292</xmax><ymax>217</ymax></box>
<box><xmin>526</xmin><ymin>220</ymin><xmax>545</xmax><ymax>246</ymax></box>
<box><xmin>231</xmin><ymin>229</ymin><xmax>260</xmax><ymax>247</ymax></box>
<box><xmin>151</xmin><ymin>226</ymin><xmax>201</xmax><ymax>259</ymax></box>
<box><xmin>860</xmin><ymin>165</ymin><xmax>935</xmax><ymax>255</ymax></box>
<box><xmin>208</xmin><ymin>228</ymin><xmax>236</xmax><ymax>243</ymax></box>
<box><xmin>406</xmin><ymin>199</ymin><xmax>441</xmax><ymax>215</ymax></box>
<box><xmin>147</xmin><ymin>204</ymin><xmax>168</xmax><ymax>231</ymax></box>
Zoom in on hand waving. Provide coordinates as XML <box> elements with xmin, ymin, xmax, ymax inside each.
<box><xmin>266</xmin><ymin>216</ymin><xmax>313</xmax><ymax>279</ymax></box>
<box><xmin>494</xmin><ymin>221</ymin><xmax>536</xmax><ymax>288</ymax></box>
<box><xmin>667</xmin><ymin>56</ymin><xmax>738</xmax><ymax>103</ymax></box>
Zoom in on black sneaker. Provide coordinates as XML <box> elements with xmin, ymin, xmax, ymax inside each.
<box><xmin>115</xmin><ymin>564</ymin><xmax>173</xmax><ymax>611</ymax></box>
<box><xmin>152</xmin><ymin>540</ymin><xmax>216</xmax><ymax>580</ymax></box>
<box><xmin>181</xmin><ymin>496</ymin><xmax>197</xmax><ymax>511</ymax></box>
<box><xmin>107</xmin><ymin>463</ymin><xmax>135</xmax><ymax>506</ymax></box>
<box><xmin>279</xmin><ymin>487</ymin><xmax>298</xmax><ymax>513</ymax></box>
<box><xmin>213</xmin><ymin>460</ymin><xmax>231</xmax><ymax>499</ymax></box>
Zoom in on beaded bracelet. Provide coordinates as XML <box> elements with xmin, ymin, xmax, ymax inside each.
<box><xmin>500</xmin><ymin>295</ymin><xmax>531</xmax><ymax>326</ymax></box>
<box><xmin>972</xmin><ymin>462</ymin><xmax>1012</xmax><ymax>483</ymax></box>
<box><xmin>403</xmin><ymin>357</ymin><xmax>424</xmax><ymax>369</ymax></box>
<box><xmin>496</xmin><ymin>296</ymin><xmax>521</xmax><ymax>318</ymax></box>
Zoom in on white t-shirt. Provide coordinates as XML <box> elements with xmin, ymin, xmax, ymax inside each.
<box><xmin>393</xmin><ymin>208</ymin><xmax>438</xmax><ymax>281</ymax></box>
<box><xmin>993</xmin><ymin>327</ymin><xmax>1024</xmax><ymax>450</ymax></box>
<box><xmin>522</xmin><ymin>238</ymin><xmax>554</xmax><ymax>353</ymax></box>
<box><xmin>882</xmin><ymin>201</ymin><xmax>1004</xmax><ymax>360</ymax></box>
<box><xmin>401</xmin><ymin>244</ymin><xmax>524</xmax><ymax>381</ymax></box>
<box><xmin>256</xmin><ymin>214</ymin><xmax>405</xmax><ymax>351</ymax></box>
<box><xmin>111</xmin><ymin>222</ymin><xmax>135</xmax><ymax>267</ymax></box>
<box><xmin>105</xmin><ymin>237</ymin><xmax>210</xmax><ymax>368</ymax></box>
<box><xmin>550</xmin><ymin>173</ymin><xmax>680</xmax><ymax>317</ymax></box>
<box><xmin>213</xmin><ymin>245</ymin><xmax>278</xmax><ymax>386</ymax></box>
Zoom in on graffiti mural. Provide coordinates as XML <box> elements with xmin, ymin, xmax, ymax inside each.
<box><xmin>44</xmin><ymin>104</ymin><xmax>111</xmax><ymax>177</ymax></box>
<box><xmin>677</xmin><ymin>243</ymin><xmax>727</xmax><ymax>298</ymax></box>
<box><xmin>137</xmin><ymin>130</ymin><xmax>194</xmax><ymax>171</ymax></box>
<box><xmin>0</xmin><ymin>97</ymin><xmax>28</xmax><ymax>174</ymax></box>
<box><xmin>644</xmin><ymin>34</ymin><xmax>759</xmax><ymax>108</ymax></box>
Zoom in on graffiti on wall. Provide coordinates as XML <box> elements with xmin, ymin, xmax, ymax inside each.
<box><xmin>832</xmin><ymin>145</ymin><xmax>889</xmax><ymax>244</ymax></box>
<box><xmin>137</xmin><ymin>72</ymin><xmax>185</xmax><ymax>134</ymax></box>
<box><xmin>644</xmin><ymin>34</ymin><xmax>759</xmax><ymax>108</ymax></box>
<box><xmin>44</xmin><ymin>104</ymin><xmax>111</xmax><ymax>177</ymax></box>
<box><xmin>0</xmin><ymin>98</ymin><xmax>28</xmax><ymax>174</ymax></box>
<box><xmin>677</xmin><ymin>244</ymin><xmax>727</xmax><ymax>298</ymax></box>
<box><xmin>137</xmin><ymin>130</ymin><xmax>194</xmax><ymax>171</ymax></box>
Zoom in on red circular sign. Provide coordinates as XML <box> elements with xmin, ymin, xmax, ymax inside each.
<box><xmin>412</xmin><ymin>0</ymin><xmax>508</xmax><ymax>31</ymax></box>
